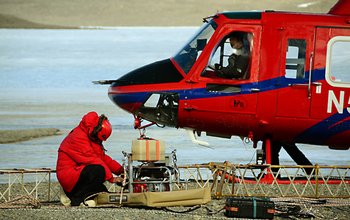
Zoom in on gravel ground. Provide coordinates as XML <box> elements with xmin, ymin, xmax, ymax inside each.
<box><xmin>1</xmin><ymin>196</ymin><xmax>350</xmax><ymax>219</ymax></box>
<box><xmin>1</xmin><ymin>181</ymin><xmax>350</xmax><ymax>219</ymax></box>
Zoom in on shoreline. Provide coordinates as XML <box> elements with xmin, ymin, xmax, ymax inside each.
<box><xmin>0</xmin><ymin>14</ymin><xmax>78</xmax><ymax>29</ymax></box>
<box><xmin>0</xmin><ymin>128</ymin><xmax>61</xmax><ymax>144</ymax></box>
<box><xmin>0</xmin><ymin>0</ymin><xmax>338</xmax><ymax>29</ymax></box>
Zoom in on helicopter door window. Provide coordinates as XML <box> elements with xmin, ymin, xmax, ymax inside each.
<box><xmin>143</xmin><ymin>94</ymin><xmax>161</xmax><ymax>108</ymax></box>
<box><xmin>327</xmin><ymin>36</ymin><xmax>350</xmax><ymax>86</ymax></box>
<box><xmin>285</xmin><ymin>39</ymin><xmax>306</xmax><ymax>79</ymax></box>
<box><xmin>136</xmin><ymin>92</ymin><xmax>180</xmax><ymax>127</ymax></box>
<box><xmin>201</xmin><ymin>31</ymin><xmax>252</xmax><ymax>80</ymax></box>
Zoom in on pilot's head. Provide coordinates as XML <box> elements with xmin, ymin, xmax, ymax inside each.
<box><xmin>229</xmin><ymin>32</ymin><xmax>244</xmax><ymax>49</ymax></box>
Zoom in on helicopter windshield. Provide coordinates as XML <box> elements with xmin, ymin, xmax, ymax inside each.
<box><xmin>173</xmin><ymin>20</ymin><xmax>217</xmax><ymax>74</ymax></box>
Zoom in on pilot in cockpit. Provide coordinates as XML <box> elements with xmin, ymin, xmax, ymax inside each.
<box><xmin>214</xmin><ymin>31</ymin><xmax>249</xmax><ymax>79</ymax></box>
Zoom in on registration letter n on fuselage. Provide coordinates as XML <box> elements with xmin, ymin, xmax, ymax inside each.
<box><xmin>327</xmin><ymin>90</ymin><xmax>344</xmax><ymax>114</ymax></box>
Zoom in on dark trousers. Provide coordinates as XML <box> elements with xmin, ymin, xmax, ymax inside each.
<box><xmin>65</xmin><ymin>164</ymin><xmax>108</xmax><ymax>206</ymax></box>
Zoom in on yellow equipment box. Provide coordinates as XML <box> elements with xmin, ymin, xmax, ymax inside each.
<box><xmin>95</xmin><ymin>187</ymin><xmax>211</xmax><ymax>207</ymax></box>
<box><xmin>131</xmin><ymin>138</ymin><xmax>165</xmax><ymax>162</ymax></box>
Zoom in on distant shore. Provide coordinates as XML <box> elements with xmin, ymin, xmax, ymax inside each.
<box><xmin>0</xmin><ymin>128</ymin><xmax>61</xmax><ymax>144</ymax></box>
<box><xmin>0</xmin><ymin>0</ymin><xmax>338</xmax><ymax>28</ymax></box>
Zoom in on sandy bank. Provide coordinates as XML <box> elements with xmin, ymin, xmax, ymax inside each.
<box><xmin>0</xmin><ymin>0</ymin><xmax>338</xmax><ymax>28</ymax></box>
<box><xmin>0</xmin><ymin>128</ymin><xmax>61</xmax><ymax>144</ymax></box>
<box><xmin>0</xmin><ymin>14</ymin><xmax>76</xmax><ymax>29</ymax></box>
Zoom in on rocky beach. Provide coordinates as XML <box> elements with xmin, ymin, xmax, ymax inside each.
<box><xmin>1</xmin><ymin>197</ymin><xmax>349</xmax><ymax>220</ymax></box>
<box><xmin>1</xmin><ymin>181</ymin><xmax>350</xmax><ymax>219</ymax></box>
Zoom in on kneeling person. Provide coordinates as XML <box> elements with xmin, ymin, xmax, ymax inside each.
<box><xmin>56</xmin><ymin>112</ymin><xmax>123</xmax><ymax>206</ymax></box>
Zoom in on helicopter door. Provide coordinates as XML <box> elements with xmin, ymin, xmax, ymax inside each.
<box><xmin>310</xmin><ymin>27</ymin><xmax>350</xmax><ymax>119</ymax></box>
<box><xmin>276</xmin><ymin>26</ymin><xmax>315</xmax><ymax>118</ymax></box>
<box><xmin>185</xmin><ymin>25</ymin><xmax>261</xmax><ymax>136</ymax></box>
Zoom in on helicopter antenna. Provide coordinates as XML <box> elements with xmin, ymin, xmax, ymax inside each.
<box><xmin>202</xmin><ymin>14</ymin><xmax>219</xmax><ymax>23</ymax></box>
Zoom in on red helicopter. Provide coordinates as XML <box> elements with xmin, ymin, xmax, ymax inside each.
<box><xmin>95</xmin><ymin>0</ymin><xmax>350</xmax><ymax>176</ymax></box>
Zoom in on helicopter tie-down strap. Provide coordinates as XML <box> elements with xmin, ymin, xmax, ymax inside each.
<box><xmin>95</xmin><ymin>187</ymin><xmax>211</xmax><ymax>207</ymax></box>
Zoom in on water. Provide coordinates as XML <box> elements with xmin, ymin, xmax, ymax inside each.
<box><xmin>0</xmin><ymin>28</ymin><xmax>349</xmax><ymax>183</ymax></box>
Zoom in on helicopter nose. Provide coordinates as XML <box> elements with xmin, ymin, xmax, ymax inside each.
<box><xmin>108</xmin><ymin>85</ymin><xmax>145</xmax><ymax>114</ymax></box>
<box><xmin>108</xmin><ymin>58</ymin><xmax>184</xmax><ymax>115</ymax></box>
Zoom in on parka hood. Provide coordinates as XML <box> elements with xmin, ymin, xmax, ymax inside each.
<box><xmin>79</xmin><ymin>111</ymin><xmax>99</xmax><ymax>136</ymax></box>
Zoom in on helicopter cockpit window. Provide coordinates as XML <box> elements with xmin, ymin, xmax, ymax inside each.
<box><xmin>327</xmin><ymin>37</ymin><xmax>350</xmax><ymax>85</ymax></box>
<box><xmin>201</xmin><ymin>31</ymin><xmax>252</xmax><ymax>80</ymax></box>
<box><xmin>173</xmin><ymin>20</ymin><xmax>217</xmax><ymax>75</ymax></box>
<box><xmin>285</xmin><ymin>39</ymin><xmax>307</xmax><ymax>79</ymax></box>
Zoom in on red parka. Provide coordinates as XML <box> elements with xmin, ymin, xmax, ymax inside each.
<box><xmin>56</xmin><ymin>112</ymin><xmax>123</xmax><ymax>193</ymax></box>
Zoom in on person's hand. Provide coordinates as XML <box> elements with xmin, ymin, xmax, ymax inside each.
<box><xmin>215</xmin><ymin>63</ymin><xmax>222</xmax><ymax>70</ymax></box>
<box><xmin>228</xmin><ymin>56</ymin><xmax>236</xmax><ymax>66</ymax></box>
<box><xmin>112</xmin><ymin>177</ymin><xmax>124</xmax><ymax>183</ymax></box>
